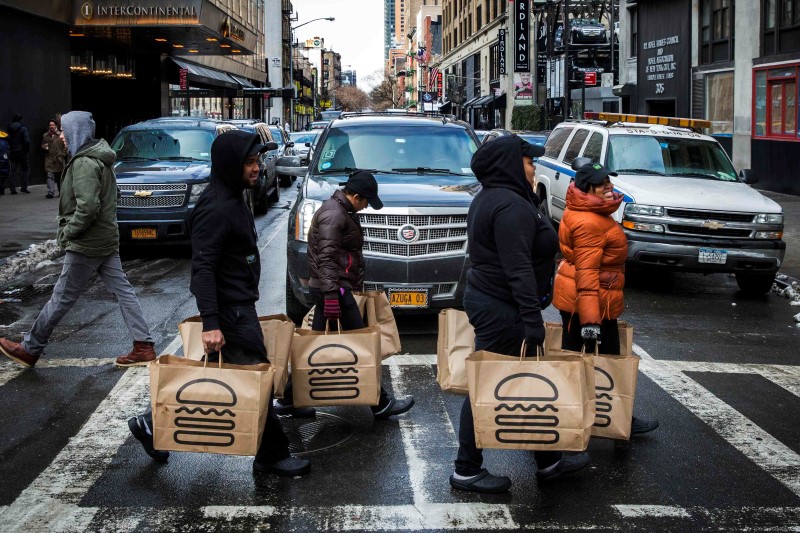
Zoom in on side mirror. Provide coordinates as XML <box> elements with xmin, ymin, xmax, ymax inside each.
<box><xmin>264</xmin><ymin>142</ymin><xmax>278</xmax><ymax>151</ymax></box>
<box><xmin>285</xmin><ymin>141</ymin><xmax>295</xmax><ymax>148</ymax></box>
<box><xmin>739</xmin><ymin>168</ymin><xmax>758</xmax><ymax>184</ymax></box>
<box><xmin>305</xmin><ymin>142</ymin><xmax>312</xmax><ymax>147</ymax></box>
<box><xmin>572</xmin><ymin>156</ymin><xmax>592</xmax><ymax>171</ymax></box>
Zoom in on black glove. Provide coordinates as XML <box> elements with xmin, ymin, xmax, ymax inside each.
<box><xmin>581</xmin><ymin>325</ymin><xmax>601</xmax><ymax>342</ymax></box>
<box><xmin>524</xmin><ymin>325</ymin><xmax>546</xmax><ymax>355</ymax></box>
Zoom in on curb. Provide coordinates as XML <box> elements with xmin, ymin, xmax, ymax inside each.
<box><xmin>775</xmin><ymin>274</ymin><xmax>800</xmax><ymax>290</ymax></box>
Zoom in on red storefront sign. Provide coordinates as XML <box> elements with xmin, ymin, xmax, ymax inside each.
<box><xmin>179</xmin><ymin>68</ymin><xmax>188</xmax><ymax>90</ymax></box>
<box><xmin>584</xmin><ymin>72</ymin><xmax>597</xmax><ymax>86</ymax></box>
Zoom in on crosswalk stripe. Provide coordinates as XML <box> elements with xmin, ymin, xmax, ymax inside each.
<box><xmin>664</xmin><ymin>360</ymin><xmax>800</xmax><ymax>397</ymax></box>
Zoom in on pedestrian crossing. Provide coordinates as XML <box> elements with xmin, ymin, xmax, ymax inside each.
<box><xmin>0</xmin><ymin>337</ymin><xmax>799</xmax><ymax>531</ymax></box>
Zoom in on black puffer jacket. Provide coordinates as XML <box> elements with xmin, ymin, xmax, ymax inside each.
<box><xmin>466</xmin><ymin>135</ymin><xmax>559</xmax><ymax>337</ymax></box>
<box><xmin>7</xmin><ymin>121</ymin><xmax>30</xmax><ymax>154</ymax></box>
<box><xmin>190</xmin><ymin>130</ymin><xmax>261</xmax><ymax>331</ymax></box>
<box><xmin>308</xmin><ymin>189</ymin><xmax>365</xmax><ymax>298</ymax></box>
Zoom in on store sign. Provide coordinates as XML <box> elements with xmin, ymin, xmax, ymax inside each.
<box><xmin>179</xmin><ymin>68</ymin><xmax>188</xmax><ymax>90</ymax></box>
<box><xmin>514</xmin><ymin>0</ymin><xmax>530</xmax><ymax>72</ymax></box>
<box><xmin>498</xmin><ymin>29</ymin><xmax>507</xmax><ymax>75</ymax></box>
<box><xmin>304</xmin><ymin>37</ymin><xmax>324</xmax><ymax>49</ymax></box>
<box><xmin>436</xmin><ymin>71</ymin><xmax>443</xmax><ymax>99</ymax></box>
<box><xmin>584</xmin><ymin>72</ymin><xmax>597</xmax><ymax>86</ymax></box>
<box><xmin>221</xmin><ymin>17</ymin><xmax>245</xmax><ymax>42</ymax></box>
<box><xmin>75</xmin><ymin>0</ymin><xmax>201</xmax><ymax>24</ymax></box>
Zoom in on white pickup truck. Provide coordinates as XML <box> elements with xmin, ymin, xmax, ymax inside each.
<box><xmin>534</xmin><ymin>113</ymin><xmax>785</xmax><ymax>295</ymax></box>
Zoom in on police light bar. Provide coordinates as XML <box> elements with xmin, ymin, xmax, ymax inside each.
<box><xmin>584</xmin><ymin>112</ymin><xmax>712</xmax><ymax>130</ymax></box>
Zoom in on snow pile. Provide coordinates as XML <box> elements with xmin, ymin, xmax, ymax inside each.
<box><xmin>0</xmin><ymin>240</ymin><xmax>64</xmax><ymax>287</ymax></box>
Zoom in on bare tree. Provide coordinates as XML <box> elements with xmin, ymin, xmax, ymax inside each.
<box><xmin>363</xmin><ymin>68</ymin><xmax>400</xmax><ymax>111</ymax></box>
<box><xmin>334</xmin><ymin>85</ymin><xmax>370</xmax><ymax>112</ymax></box>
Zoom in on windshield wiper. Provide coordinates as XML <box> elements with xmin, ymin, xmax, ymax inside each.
<box><xmin>392</xmin><ymin>167</ymin><xmax>469</xmax><ymax>176</ymax></box>
<box><xmin>615</xmin><ymin>168</ymin><xmax>666</xmax><ymax>176</ymax></box>
<box><xmin>118</xmin><ymin>156</ymin><xmax>158</xmax><ymax>161</ymax></box>
<box><xmin>320</xmin><ymin>167</ymin><xmax>400</xmax><ymax>174</ymax></box>
<box><xmin>671</xmin><ymin>171</ymin><xmax>732</xmax><ymax>181</ymax></box>
<box><xmin>163</xmin><ymin>156</ymin><xmax>206</xmax><ymax>162</ymax></box>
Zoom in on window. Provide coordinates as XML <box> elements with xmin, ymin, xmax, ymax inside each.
<box><xmin>630</xmin><ymin>8</ymin><xmax>638</xmax><ymax>54</ymax></box>
<box><xmin>700</xmin><ymin>0</ymin><xmax>735</xmax><ymax>64</ymax></box>
<box><xmin>706</xmin><ymin>71</ymin><xmax>734</xmax><ymax>134</ymax></box>
<box><xmin>489</xmin><ymin>43</ymin><xmax>500</xmax><ymax>82</ymax></box>
<box><xmin>543</xmin><ymin>127</ymin><xmax>573</xmax><ymax>159</ymax></box>
<box><xmin>763</xmin><ymin>0</ymin><xmax>800</xmax><ymax>55</ymax></box>
<box><xmin>477</xmin><ymin>6</ymin><xmax>482</xmax><ymax>31</ymax></box>
<box><xmin>753</xmin><ymin>65</ymin><xmax>800</xmax><ymax>139</ymax></box>
<box><xmin>582</xmin><ymin>132</ymin><xmax>604</xmax><ymax>163</ymax></box>
<box><xmin>563</xmin><ymin>129</ymin><xmax>590</xmax><ymax>165</ymax></box>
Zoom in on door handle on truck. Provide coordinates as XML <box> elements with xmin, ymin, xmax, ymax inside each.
<box><xmin>555</xmin><ymin>171</ymin><xmax>560</xmax><ymax>180</ymax></box>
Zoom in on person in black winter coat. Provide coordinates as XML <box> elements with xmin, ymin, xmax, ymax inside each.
<box><xmin>128</xmin><ymin>130</ymin><xmax>311</xmax><ymax>477</ymax></box>
<box><xmin>449</xmin><ymin>135</ymin><xmax>591</xmax><ymax>494</ymax></box>
<box><xmin>5</xmin><ymin>113</ymin><xmax>31</xmax><ymax>194</ymax></box>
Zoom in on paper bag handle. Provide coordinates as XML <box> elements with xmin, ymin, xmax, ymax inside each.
<box><xmin>519</xmin><ymin>341</ymin><xmax>543</xmax><ymax>361</ymax></box>
<box><xmin>202</xmin><ymin>350</ymin><xmax>224</xmax><ymax>368</ymax></box>
<box><xmin>323</xmin><ymin>320</ymin><xmax>343</xmax><ymax>335</ymax></box>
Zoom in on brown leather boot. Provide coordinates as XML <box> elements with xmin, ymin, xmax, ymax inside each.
<box><xmin>0</xmin><ymin>337</ymin><xmax>39</xmax><ymax>368</ymax></box>
<box><xmin>115</xmin><ymin>341</ymin><xmax>157</xmax><ymax>367</ymax></box>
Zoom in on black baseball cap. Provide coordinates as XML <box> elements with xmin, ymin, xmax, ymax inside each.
<box><xmin>520</xmin><ymin>139</ymin><xmax>545</xmax><ymax>159</ymax></box>
<box><xmin>345</xmin><ymin>170</ymin><xmax>383</xmax><ymax>209</ymax></box>
<box><xmin>574</xmin><ymin>162</ymin><xmax>618</xmax><ymax>191</ymax></box>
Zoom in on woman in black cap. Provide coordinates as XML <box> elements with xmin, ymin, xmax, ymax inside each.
<box><xmin>275</xmin><ymin>170</ymin><xmax>415</xmax><ymax>419</ymax></box>
<box><xmin>450</xmin><ymin>135</ymin><xmax>591</xmax><ymax>494</ymax></box>
<box><xmin>552</xmin><ymin>162</ymin><xmax>658</xmax><ymax>435</ymax></box>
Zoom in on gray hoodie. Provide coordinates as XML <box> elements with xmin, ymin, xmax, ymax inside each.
<box><xmin>61</xmin><ymin>111</ymin><xmax>96</xmax><ymax>158</ymax></box>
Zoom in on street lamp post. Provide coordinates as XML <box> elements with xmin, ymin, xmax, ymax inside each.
<box><xmin>289</xmin><ymin>16</ymin><xmax>334</xmax><ymax>131</ymax></box>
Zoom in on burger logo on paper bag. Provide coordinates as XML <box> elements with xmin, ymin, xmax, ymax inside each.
<box><xmin>593</xmin><ymin>367</ymin><xmax>614</xmax><ymax>428</ymax></box>
<box><xmin>493</xmin><ymin>373</ymin><xmax>560</xmax><ymax>444</ymax></box>
<box><xmin>173</xmin><ymin>378</ymin><xmax>237</xmax><ymax>447</ymax></box>
<box><xmin>307</xmin><ymin>344</ymin><xmax>360</xmax><ymax>400</ymax></box>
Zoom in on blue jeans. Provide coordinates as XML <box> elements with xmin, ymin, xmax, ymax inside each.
<box><xmin>454</xmin><ymin>283</ymin><xmax>561</xmax><ymax>475</ymax></box>
<box><xmin>22</xmin><ymin>252</ymin><xmax>152</xmax><ymax>356</ymax></box>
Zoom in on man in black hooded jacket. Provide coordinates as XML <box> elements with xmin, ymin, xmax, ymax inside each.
<box><xmin>128</xmin><ymin>130</ymin><xmax>310</xmax><ymax>477</ymax></box>
<box><xmin>449</xmin><ymin>135</ymin><xmax>590</xmax><ymax>493</ymax></box>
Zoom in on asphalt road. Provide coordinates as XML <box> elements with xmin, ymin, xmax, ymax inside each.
<box><xmin>0</xmin><ymin>183</ymin><xmax>798</xmax><ymax>532</ymax></box>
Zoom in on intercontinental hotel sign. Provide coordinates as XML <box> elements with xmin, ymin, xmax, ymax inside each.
<box><xmin>75</xmin><ymin>1</ymin><xmax>203</xmax><ymax>25</ymax></box>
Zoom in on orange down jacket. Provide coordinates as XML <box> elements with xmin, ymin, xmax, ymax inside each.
<box><xmin>553</xmin><ymin>183</ymin><xmax>627</xmax><ymax>325</ymax></box>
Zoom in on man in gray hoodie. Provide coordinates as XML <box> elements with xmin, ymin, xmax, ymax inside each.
<box><xmin>0</xmin><ymin>111</ymin><xmax>157</xmax><ymax>368</ymax></box>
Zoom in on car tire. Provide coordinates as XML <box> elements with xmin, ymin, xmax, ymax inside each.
<box><xmin>734</xmin><ymin>272</ymin><xmax>776</xmax><ymax>295</ymax></box>
<box><xmin>279</xmin><ymin>174</ymin><xmax>292</xmax><ymax>187</ymax></box>
<box><xmin>286</xmin><ymin>271</ymin><xmax>310</xmax><ymax>325</ymax></box>
<box><xmin>269</xmin><ymin>180</ymin><xmax>280</xmax><ymax>202</ymax></box>
<box><xmin>255</xmin><ymin>176</ymin><xmax>269</xmax><ymax>215</ymax></box>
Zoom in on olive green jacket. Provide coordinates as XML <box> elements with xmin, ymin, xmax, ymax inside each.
<box><xmin>57</xmin><ymin>139</ymin><xmax>120</xmax><ymax>256</ymax></box>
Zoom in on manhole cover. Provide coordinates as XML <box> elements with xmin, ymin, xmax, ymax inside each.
<box><xmin>281</xmin><ymin>412</ymin><xmax>354</xmax><ymax>455</ymax></box>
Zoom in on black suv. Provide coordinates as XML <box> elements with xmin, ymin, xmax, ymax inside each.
<box><xmin>111</xmin><ymin>117</ymin><xmax>236</xmax><ymax>243</ymax></box>
<box><xmin>285</xmin><ymin>112</ymin><xmax>481</xmax><ymax>323</ymax></box>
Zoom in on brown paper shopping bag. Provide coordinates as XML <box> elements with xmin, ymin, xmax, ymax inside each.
<box><xmin>178</xmin><ymin>315</ymin><xmax>293</xmax><ymax>398</ymax></box>
<box><xmin>290</xmin><ymin>324</ymin><xmax>382</xmax><ymax>408</ymax></box>
<box><xmin>544</xmin><ymin>322</ymin><xmax>639</xmax><ymax>439</ymax></box>
<box><xmin>436</xmin><ymin>309</ymin><xmax>475</xmax><ymax>395</ymax></box>
<box><xmin>300</xmin><ymin>294</ymin><xmax>369</xmax><ymax>330</ymax></box>
<box><xmin>466</xmin><ymin>346</ymin><xmax>595</xmax><ymax>451</ymax></box>
<box><xmin>149</xmin><ymin>355</ymin><xmax>274</xmax><ymax>455</ymax></box>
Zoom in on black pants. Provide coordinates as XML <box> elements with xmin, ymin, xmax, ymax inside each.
<box><xmin>281</xmin><ymin>287</ymin><xmax>390</xmax><ymax>410</ymax></box>
<box><xmin>455</xmin><ymin>283</ymin><xmax>561</xmax><ymax>476</ymax></box>
<box><xmin>559</xmin><ymin>310</ymin><xmax>620</xmax><ymax>355</ymax></box>
<box><xmin>8</xmin><ymin>152</ymin><xmax>29</xmax><ymax>192</ymax></box>
<box><xmin>149</xmin><ymin>303</ymin><xmax>291</xmax><ymax>463</ymax></box>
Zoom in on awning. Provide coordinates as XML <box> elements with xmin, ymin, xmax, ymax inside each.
<box><xmin>170</xmin><ymin>58</ymin><xmax>238</xmax><ymax>89</ymax></box>
<box><xmin>229</xmin><ymin>74</ymin><xmax>256</xmax><ymax>88</ymax></box>
<box><xmin>462</xmin><ymin>96</ymin><xmax>482</xmax><ymax>108</ymax></box>
<box><xmin>472</xmin><ymin>95</ymin><xmax>493</xmax><ymax>107</ymax></box>
<box><xmin>477</xmin><ymin>93</ymin><xmax>507</xmax><ymax>109</ymax></box>
<box><xmin>439</xmin><ymin>101</ymin><xmax>453</xmax><ymax>113</ymax></box>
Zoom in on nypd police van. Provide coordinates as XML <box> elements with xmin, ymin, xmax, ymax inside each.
<box><xmin>534</xmin><ymin>113</ymin><xmax>785</xmax><ymax>295</ymax></box>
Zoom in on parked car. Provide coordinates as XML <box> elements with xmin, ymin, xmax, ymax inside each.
<box><xmin>268</xmin><ymin>124</ymin><xmax>296</xmax><ymax>186</ymax></box>
<box><xmin>288</xmin><ymin>131</ymin><xmax>321</xmax><ymax>166</ymax></box>
<box><xmin>482</xmin><ymin>129</ymin><xmax>549</xmax><ymax>146</ymax></box>
<box><xmin>473</xmin><ymin>129</ymin><xmax>491</xmax><ymax>143</ymax></box>
<box><xmin>228</xmin><ymin>119</ymin><xmax>282</xmax><ymax>214</ymax></box>
<box><xmin>570</xmin><ymin>18</ymin><xmax>607</xmax><ymax>44</ymax></box>
<box><xmin>307</xmin><ymin>120</ymin><xmax>329</xmax><ymax>130</ymax></box>
<box><xmin>110</xmin><ymin>117</ymin><xmax>237</xmax><ymax>244</ymax></box>
<box><xmin>286</xmin><ymin>112</ymin><xmax>482</xmax><ymax>323</ymax></box>
<box><xmin>535</xmin><ymin>113</ymin><xmax>785</xmax><ymax>294</ymax></box>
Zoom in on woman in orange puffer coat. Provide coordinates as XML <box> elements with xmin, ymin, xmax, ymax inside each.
<box><xmin>553</xmin><ymin>162</ymin><xmax>658</xmax><ymax>435</ymax></box>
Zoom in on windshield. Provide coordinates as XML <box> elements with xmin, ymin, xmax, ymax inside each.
<box><xmin>268</xmin><ymin>126</ymin><xmax>285</xmax><ymax>146</ymax></box>
<box><xmin>290</xmin><ymin>132</ymin><xmax>319</xmax><ymax>145</ymax></box>
<box><xmin>111</xmin><ymin>128</ymin><xmax>215</xmax><ymax>161</ymax></box>
<box><xmin>607</xmin><ymin>134</ymin><xmax>738</xmax><ymax>181</ymax></box>
<box><xmin>314</xmin><ymin>125</ymin><xmax>478</xmax><ymax>177</ymax></box>
<box><xmin>517</xmin><ymin>133</ymin><xmax>547</xmax><ymax>146</ymax></box>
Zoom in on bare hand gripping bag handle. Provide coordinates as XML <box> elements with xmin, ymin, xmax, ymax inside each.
<box><xmin>466</xmin><ymin>343</ymin><xmax>595</xmax><ymax>451</ymax></box>
<box><xmin>290</xmin><ymin>323</ymin><xmax>382</xmax><ymax>408</ymax></box>
<box><xmin>149</xmin><ymin>353</ymin><xmax>274</xmax><ymax>455</ymax></box>
<box><xmin>436</xmin><ymin>308</ymin><xmax>475</xmax><ymax>395</ymax></box>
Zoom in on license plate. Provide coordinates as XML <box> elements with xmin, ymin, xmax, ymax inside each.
<box><xmin>131</xmin><ymin>228</ymin><xmax>157</xmax><ymax>239</ymax></box>
<box><xmin>699</xmin><ymin>248</ymin><xmax>727</xmax><ymax>264</ymax></box>
<box><xmin>388</xmin><ymin>289</ymin><xmax>429</xmax><ymax>308</ymax></box>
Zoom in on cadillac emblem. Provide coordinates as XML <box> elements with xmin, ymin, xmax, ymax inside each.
<box><xmin>134</xmin><ymin>190</ymin><xmax>153</xmax><ymax>197</ymax></box>
<box><xmin>398</xmin><ymin>224</ymin><xmax>419</xmax><ymax>243</ymax></box>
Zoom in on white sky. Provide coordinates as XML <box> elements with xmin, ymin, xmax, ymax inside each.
<box><xmin>291</xmin><ymin>0</ymin><xmax>385</xmax><ymax>92</ymax></box>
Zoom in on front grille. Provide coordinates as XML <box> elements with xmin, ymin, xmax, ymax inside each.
<box><xmin>667</xmin><ymin>209</ymin><xmax>754</xmax><ymax>223</ymax></box>
<box><xmin>667</xmin><ymin>225</ymin><xmax>752</xmax><ymax>238</ymax></box>
<box><xmin>118</xmin><ymin>195</ymin><xmax>185</xmax><ymax>208</ymax></box>
<box><xmin>359</xmin><ymin>213</ymin><xmax>468</xmax><ymax>258</ymax></box>
<box><xmin>363</xmin><ymin>282</ymin><xmax>457</xmax><ymax>298</ymax></box>
<box><xmin>118</xmin><ymin>184</ymin><xmax>188</xmax><ymax>192</ymax></box>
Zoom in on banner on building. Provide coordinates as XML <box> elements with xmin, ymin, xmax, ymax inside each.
<box><xmin>514</xmin><ymin>0</ymin><xmax>530</xmax><ymax>72</ymax></box>
<box><xmin>499</xmin><ymin>29</ymin><xmax>507</xmax><ymax>75</ymax></box>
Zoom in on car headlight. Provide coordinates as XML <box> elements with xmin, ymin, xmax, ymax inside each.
<box><xmin>622</xmin><ymin>220</ymin><xmax>665</xmax><ymax>233</ymax></box>
<box><xmin>755</xmin><ymin>231</ymin><xmax>783</xmax><ymax>240</ymax></box>
<box><xmin>623</xmin><ymin>203</ymin><xmax>664</xmax><ymax>217</ymax></box>
<box><xmin>189</xmin><ymin>183</ymin><xmax>208</xmax><ymax>204</ymax></box>
<box><xmin>754</xmin><ymin>213</ymin><xmax>784</xmax><ymax>224</ymax></box>
<box><xmin>294</xmin><ymin>198</ymin><xmax>322</xmax><ymax>242</ymax></box>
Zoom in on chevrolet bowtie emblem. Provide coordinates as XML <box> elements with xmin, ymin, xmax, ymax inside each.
<box><xmin>701</xmin><ymin>220</ymin><xmax>725</xmax><ymax>230</ymax></box>
<box><xmin>134</xmin><ymin>190</ymin><xmax>152</xmax><ymax>197</ymax></box>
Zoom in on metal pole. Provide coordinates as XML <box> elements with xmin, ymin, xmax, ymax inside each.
<box><xmin>563</xmin><ymin>0</ymin><xmax>570</xmax><ymax>119</ymax></box>
<box><xmin>289</xmin><ymin>42</ymin><xmax>294</xmax><ymax>131</ymax></box>
<box><xmin>581</xmin><ymin>75</ymin><xmax>585</xmax><ymax>119</ymax></box>
<box><xmin>610</xmin><ymin>0</ymin><xmax>615</xmax><ymax>84</ymax></box>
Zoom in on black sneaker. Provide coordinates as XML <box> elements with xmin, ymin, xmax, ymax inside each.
<box><xmin>631</xmin><ymin>416</ymin><xmax>659</xmax><ymax>435</ymax></box>
<box><xmin>536</xmin><ymin>452</ymin><xmax>591</xmax><ymax>481</ymax></box>
<box><xmin>372</xmin><ymin>396</ymin><xmax>415</xmax><ymax>420</ymax></box>
<box><xmin>253</xmin><ymin>456</ymin><xmax>311</xmax><ymax>477</ymax></box>
<box><xmin>273</xmin><ymin>399</ymin><xmax>316</xmax><ymax>418</ymax></box>
<box><xmin>449</xmin><ymin>469</ymin><xmax>511</xmax><ymax>493</ymax></box>
<box><xmin>128</xmin><ymin>415</ymin><xmax>169</xmax><ymax>462</ymax></box>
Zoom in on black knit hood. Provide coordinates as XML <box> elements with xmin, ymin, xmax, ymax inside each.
<box><xmin>209</xmin><ymin>130</ymin><xmax>262</xmax><ymax>192</ymax></box>
<box><xmin>470</xmin><ymin>135</ymin><xmax>532</xmax><ymax>201</ymax></box>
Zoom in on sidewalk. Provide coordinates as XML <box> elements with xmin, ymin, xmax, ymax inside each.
<box><xmin>1</xmin><ymin>184</ymin><xmax>798</xmax><ymax>279</ymax></box>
